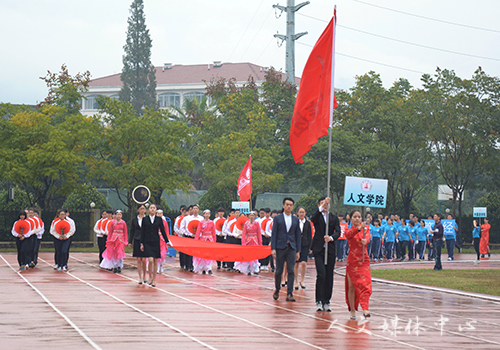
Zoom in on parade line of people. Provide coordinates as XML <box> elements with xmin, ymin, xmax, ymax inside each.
<box><xmin>11</xmin><ymin>200</ymin><xmax>493</xmax><ymax>317</ymax></box>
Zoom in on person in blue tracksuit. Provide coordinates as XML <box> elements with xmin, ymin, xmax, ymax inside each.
<box><xmin>408</xmin><ymin>221</ymin><xmax>418</xmax><ymax>261</ymax></box>
<box><xmin>382</xmin><ymin>218</ymin><xmax>396</xmax><ymax>261</ymax></box>
<box><xmin>370</xmin><ymin>219</ymin><xmax>382</xmax><ymax>262</ymax></box>
<box><xmin>393</xmin><ymin>215</ymin><xmax>402</xmax><ymax>260</ymax></box>
<box><xmin>416</xmin><ymin>220</ymin><xmax>428</xmax><ymax>260</ymax></box>
<box><xmin>445</xmin><ymin>219</ymin><xmax>456</xmax><ymax>261</ymax></box>
<box><xmin>398</xmin><ymin>219</ymin><xmax>410</xmax><ymax>261</ymax></box>
<box><xmin>472</xmin><ymin>220</ymin><xmax>481</xmax><ymax>263</ymax></box>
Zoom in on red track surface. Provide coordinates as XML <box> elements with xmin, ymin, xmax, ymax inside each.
<box><xmin>1</xmin><ymin>252</ymin><xmax>499</xmax><ymax>350</ymax></box>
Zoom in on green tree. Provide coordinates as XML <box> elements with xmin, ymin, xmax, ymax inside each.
<box><xmin>119</xmin><ymin>0</ymin><xmax>157</xmax><ymax>115</ymax></box>
<box><xmin>0</xmin><ymin>186</ymin><xmax>31</xmax><ymax>211</ymax></box>
<box><xmin>0</xmin><ymin>104</ymin><xmax>97</xmax><ymax>210</ymax></box>
<box><xmin>62</xmin><ymin>183</ymin><xmax>111</xmax><ymax>211</ymax></box>
<box><xmin>422</xmin><ymin>68</ymin><xmax>500</xmax><ymax>231</ymax></box>
<box><xmin>89</xmin><ymin>97</ymin><xmax>193</xmax><ymax>215</ymax></box>
<box><xmin>39</xmin><ymin>64</ymin><xmax>91</xmax><ymax>114</ymax></box>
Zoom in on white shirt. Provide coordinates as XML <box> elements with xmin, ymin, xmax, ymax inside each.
<box><xmin>318</xmin><ymin>205</ymin><xmax>328</xmax><ymax>223</ymax></box>
<box><xmin>137</xmin><ymin>216</ymin><xmax>143</xmax><ymax>228</ymax></box>
<box><xmin>299</xmin><ymin>218</ymin><xmax>305</xmax><ymax>232</ymax></box>
<box><xmin>284</xmin><ymin>213</ymin><xmax>292</xmax><ymax>232</ymax></box>
<box><xmin>149</xmin><ymin>215</ymin><xmax>155</xmax><ymax>223</ymax></box>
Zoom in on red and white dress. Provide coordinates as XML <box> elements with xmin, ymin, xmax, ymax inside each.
<box><xmin>158</xmin><ymin>217</ymin><xmax>170</xmax><ymax>266</ymax></box>
<box><xmin>345</xmin><ymin>226</ymin><xmax>372</xmax><ymax>311</ymax></box>
<box><xmin>238</xmin><ymin>221</ymin><xmax>263</xmax><ymax>274</ymax></box>
<box><xmin>193</xmin><ymin>220</ymin><xmax>216</xmax><ymax>273</ymax></box>
<box><xmin>100</xmin><ymin>220</ymin><xmax>128</xmax><ymax>269</ymax></box>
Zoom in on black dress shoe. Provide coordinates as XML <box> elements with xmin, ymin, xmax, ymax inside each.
<box><xmin>295</xmin><ymin>286</ymin><xmax>299</xmax><ymax>290</ymax></box>
<box><xmin>273</xmin><ymin>289</ymin><xmax>279</xmax><ymax>300</ymax></box>
<box><xmin>286</xmin><ymin>295</ymin><xmax>296</xmax><ymax>302</ymax></box>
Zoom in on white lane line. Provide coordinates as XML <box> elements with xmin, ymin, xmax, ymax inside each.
<box><xmin>72</xmin><ymin>255</ymin><xmax>427</xmax><ymax>350</ymax></box>
<box><xmin>160</xmin><ymin>260</ymin><xmax>500</xmax><ymax>347</ymax></box>
<box><xmin>38</xmin><ymin>258</ymin><xmax>218</xmax><ymax>350</ymax></box>
<box><xmin>0</xmin><ymin>254</ymin><xmax>102</xmax><ymax>350</ymax></box>
<box><xmin>70</xmin><ymin>256</ymin><xmax>328</xmax><ymax>350</ymax></box>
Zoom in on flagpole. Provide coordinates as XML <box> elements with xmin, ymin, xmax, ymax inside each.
<box><xmin>325</xmin><ymin>6</ymin><xmax>337</xmax><ymax>266</ymax></box>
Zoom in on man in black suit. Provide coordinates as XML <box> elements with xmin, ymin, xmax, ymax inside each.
<box><xmin>271</xmin><ymin>197</ymin><xmax>301</xmax><ymax>301</ymax></box>
<box><xmin>310</xmin><ymin>197</ymin><xmax>341</xmax><ymax>312</ymax></box>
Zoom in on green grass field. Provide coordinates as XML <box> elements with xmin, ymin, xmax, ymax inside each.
<box><xmin>371</xmin><ymin>269</ymin><xmax>500</xmax><ymax>296</ymax></box>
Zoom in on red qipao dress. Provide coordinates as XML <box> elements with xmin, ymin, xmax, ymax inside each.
<box><xmin>345</xmin><ymin>226</ymin><xmax>372</xmax><ymax>311</ymax></box>
<box><xmin>480</xmin><ymin>223</ymin><xmax>491</xmax><ymax>255</ymax></box>
<box><xmin>239</xmin><ymin>221</ymin><xmax>263</xmax><ymax>274</ymax></box>
<box><xmin>193</xmin><ymin>220</ymin><xmax>216</xmax><ymax>273</ymax></box>
<box><xmin>100</xmin><ymin>220</ymin><xmax>128</xmax><ymax>269</ymax></box>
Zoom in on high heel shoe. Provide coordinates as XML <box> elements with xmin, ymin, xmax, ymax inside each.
<box><xmin>300</xmin><ymin>282</ymin><xmax>306</xmax><ymax>289</ymax></box>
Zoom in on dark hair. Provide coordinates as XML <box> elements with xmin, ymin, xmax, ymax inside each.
<box><xmin>373</xmin><ymin>219</ymin><xmax>380</xmax><ymax>225</ymax></box>
<box><xmin>179</xmin><ymin>205</ymin><xmax>186</xmax><ymax>211</ymax></box>
<box><xmin>33</xmin><ymin>209</ymin><xmax>40</xmax><ymax>215</ymax></box>
<box><xmin>217</xmin><ymin>207</ymin><xmax>226</xmax><ymax>213</ymax></box>
<box><xmin>283</xmin><ymin>197</ymin><xmax>295</xmax><ymax>205</ymax></box>
<box><xmin>55</xmin><ymin>209</ymin><xmax>65</xmax><ymax>220</ymax></box>
<box><xmin>229</xmin><ymin>209</ymin><xmax>235</xmax><ymax>213</ymax></box>
<box><xmin>349</xmin><ymin>209</ymin><xmax>361</xmax><ymax>219</ymax></box>
<box><xmin>265</xmin><ymin>208</ymin><xmax>271</xmax><ymax>213</ymax></box>
<box><xmin>409</xmin><ymin>221</ymin><xmax>414</xmax><ymax>227</ymax></box>
<box><xmin>318</xmin><ymin>196</ymin><xmax>326</xmax><ymax>205</ymax></box>
<box><xmin>101</xmin><ymin>210</ymin><xmax>107</xmax><ymax>214</ymax></box>
<box><xmin>62</xmin><ymin>208</ymin><xmax>69</xmax><ymax>213</ymax></box>
<box><xmin>137</xmin><ymin>204</ymin><xmax>146</xmax><ymax>210</ymax></box>
<box><xmin>296</xmin><ymin>206</ymin><xmax>306</xmax><ymax>213</ymax></box>
<box><xmin>187</xmin><ymin>205</ymin><xmax>193</xmax><ymax>210</ymax></box>
<box><xmin>17</xmin><ymin>211</ymin><xmax>27</xmax><ymax>220</ymax></box>
<box><xmin>259</xmin><ymin>208</ymin><xmax>265</xmax><ymax>212</ymax></box>
<box><xmin>192</xmin><ymin>204</ymin><xmax>199</xmax><ymax>209</ymax></box>
<box><xmin>271</xmin><ymin>209</ymin><xmax>279</xmax><ymax>215</ymax></box>
<box><xmin>434</xmin><ymin>213</ymin><xmax>441</xmax><ymax>219</ymax></box>
<box><xmin>106</xmin><ymin>210</ymin><xmax>113</xmax><ymax>214</ymax></box>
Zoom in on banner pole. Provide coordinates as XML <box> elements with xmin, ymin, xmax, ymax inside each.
<box><xmin>325</xmin><ymin>126</ymin><xmax>333</xmax><ymax>266</ymax></box>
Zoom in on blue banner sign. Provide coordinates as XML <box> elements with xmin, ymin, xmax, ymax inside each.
<box><xmin>343</xmin><ymin>176</ymin><xmax>388</xmax><ymax>208</ymax></box>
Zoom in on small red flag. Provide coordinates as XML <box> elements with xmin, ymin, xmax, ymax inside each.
<box><xmin>290</xmin><ymin>10</ymin><xmax>338</xmax><ymax>163</ymax></box>
<box><xmin>237</xmin><ymin>156</ymin><xmax>252</xmax><ymax>201</ymax></box>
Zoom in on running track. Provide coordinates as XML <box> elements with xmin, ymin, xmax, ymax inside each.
<box><xmin>1</xmin><ymin>252</ymin><xmax>499</xmax><ymax>350</ymax></box>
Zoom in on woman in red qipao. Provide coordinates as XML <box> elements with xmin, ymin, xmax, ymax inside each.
<box><xmin>193</xmin><ymin>209</ymin><xmax>216</xmax><ymax>274</ymax></box>
<box><xmin>100</xmin><ymin>210</ymin><xmax>128</xmax><ymax>273</ymax></box>
<box><xmin>480</xmin><ymin>218</ymin><xmax>491</xmax><ymax>258</ymax></box>
<box><xmin>345</xmin><ymin>209</ymin><xmax>372</xmax><ymax>320</ymax></box>
<box><xmin>240</xmin><ymin>211</ymin><xmax>263</xmax><ymax>275</ymax></box>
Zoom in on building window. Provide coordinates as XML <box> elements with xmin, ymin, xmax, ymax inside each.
<box><xmin>184</xmin><ymin>92</ymin><xmax>205</xmax><ymax>102</ymax></box>
<box><xmin>158</xmin><ymin>92</ymin><xmax>181</xmax><ymax>108</ymax></box>
<box><xmin>85</xmin><ymin>95</ymin><xmax>99</xmax><ymax>110</ymax></box>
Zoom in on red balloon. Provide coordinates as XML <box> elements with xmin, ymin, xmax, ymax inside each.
<box><xmin>55</xmin><ymin>220</ymin><xmax>71</xmax><ymax>235</ymax></box>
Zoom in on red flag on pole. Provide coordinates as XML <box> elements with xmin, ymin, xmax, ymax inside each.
<box><xmin>237</xmin><ymin>156</ymin><xmax>252</xmax><ymax>201</ymax></box>
<box><xmin>290</xmin><ymin>9</ymin><xmax>338</xmax><ymax>164</ymax></box>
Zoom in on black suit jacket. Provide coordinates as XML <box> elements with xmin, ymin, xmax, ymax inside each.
<box><xmin>129</xmin><ymin>216</ymin><xmax>142</xmax><ymax>244</ymax></box>
<box><xmin>300</xmin><ymin>220</ymin><xmax>313</xmax><ymax>248</ymax></box>
<box><xmin>271</xmin><ymin>213</ymin><xmax>301</xmax><ymax>252</ymax></box>
<box><xmin>310</xmin><ymin>209</ymin><xmax>341</xmax><ymax>256</ymax></box>
<box><xmin>140</xmin><ymin>215</ymin><xmax>168</xmax><ymax>244</ymax></box>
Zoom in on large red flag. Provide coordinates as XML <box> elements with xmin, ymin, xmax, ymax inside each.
<box><xmin>290</xmin><ymin>10</ymin><xmax>338</xmax><ymax>163</ymax></box>
<box><xmin>237</xmin><ymin>156</ymin><xmax>252</xmax><ymax>201</ymax></box>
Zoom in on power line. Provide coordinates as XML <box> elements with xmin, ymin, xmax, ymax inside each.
<box><xmin>228</xmin><ymin>0</ymin><xmax>267</xmax><ymax>61</ymax></box>
<box><xmin>239</xmin><ymin>9</ymin><xmax>273</xmax><ymax>62</ymax></box>
<box><xmin>296</xmin><ymin>41</ymin><xmax>426</xmax><ymax>75</ymax></box>
<box><xmin>297</xmin><ymin>12</ymin><xmax>500</xmax><ymax>62</ymax></box>
<box><xmin>255</xmin><ymin>36</ymin><xmax>275</xmax><ymax>64</ymax></box>
<box><xmin>352</xmin><ymin>0</ymin><xmax>500</xmax><ymax>34</ymax></box>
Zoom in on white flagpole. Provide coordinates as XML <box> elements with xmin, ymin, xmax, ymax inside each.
<box><xmin>325</xmin><ymin>6</ymin><xmax>337</xmax><ymax>266</ymax></box>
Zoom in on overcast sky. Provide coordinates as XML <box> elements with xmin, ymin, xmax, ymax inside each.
<box><xmin>1</xmin><ymin>0</ymin><xmax>499</xmax><ymax>105</ymax></box>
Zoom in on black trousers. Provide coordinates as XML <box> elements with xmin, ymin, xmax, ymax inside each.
<box><xmin>259</xmin><ymin>236</ymin><xmax>271</xmax><ymax>266</ymax></box>
<box><xmin>275</xmin><ymin>245</ymin><xmax>297</xmax><ymax>295</ymax></box>
<box><xmin>313</xmin><ymin>252</ymin><xmax>336</xmax><ymax>304</ymax></box>
<box><xmin>216</xmin><ymin>235</ymin><xmax>226</xmax><ymax>268</ymax></box>
<box><xmin>54</xmin><ymin>237</ymin><xmax>72</xmax><ymax>268</ymax></box>
<box><xmin>226</xmin><ymin>236</ymin><xmax>238</xmax><ymax>269</ymax></box>
<box><xmin>185</xmin><ymin>236</ymin><xmax>194</xmax><ymax>270</ymax></box>
<box><xmin>32</xmin><ymin>237</ymin><xmax>42</xmax><ymax>265</ymax></box>
<box><xmin>473</xmin><ymin>238</ymin><xmax>480</xmax><ymax>260</ymax></box>
<box><xmin>97</xmin><ymin>236</ymin><xmax>107</xmax><ymax>263</ymax></box>
<box><xmin>433</xmin><ymin>239</ymin><xmax>443</xmax><ymax>270</ymax></box>
<box><xmin>16</xmin><ymin>237</ymin><xmax>32</xmax><ymax>267</ymax></box>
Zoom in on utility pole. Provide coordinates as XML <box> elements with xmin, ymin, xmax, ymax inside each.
<box><xmin>273</xmin><ymin>0</ymin><xmax>310</xmax><ymax>84</ymax></box>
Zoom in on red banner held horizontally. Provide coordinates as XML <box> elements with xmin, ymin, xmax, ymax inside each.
<box><xmin>168</xmin><ymin>235</ymin><xmax>271</xmax><ymax>262</ymax></box>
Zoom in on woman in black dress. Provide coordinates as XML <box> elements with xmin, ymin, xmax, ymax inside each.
<box><xmin>129</xmin><ymin>204</ymin><xmax>147</xmax><ymax>284</ymax></box>
<box><xmin>294</xmin><ymin>206</ymin><xmax>312</xmax><ymax>290</ymax></box>
<box><xmin>140</xmin><ymin>203</ymin><xmax>169</xmax><ymax>287</ymax></box>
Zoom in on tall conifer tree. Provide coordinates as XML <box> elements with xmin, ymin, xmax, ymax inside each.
<box><xmin>119</xmin><ymin>0</ymin><xmax>157</xmax><ymax>115</ymax></box>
